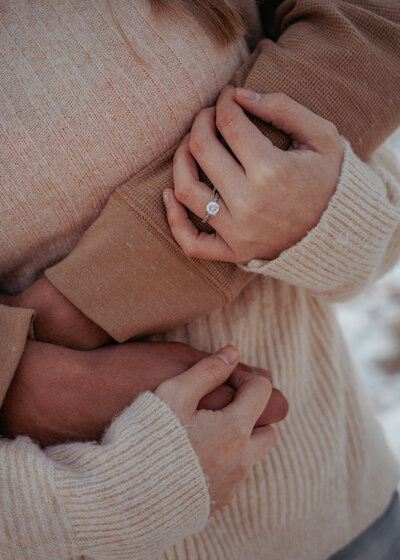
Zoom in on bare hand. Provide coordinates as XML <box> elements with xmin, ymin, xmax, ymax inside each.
<box><xmin>2</xmin><ymin>277</ymin><xmax>111</xmax><ymax>350</ymax></box>
<box><xmin>0</xmin><ymin>341</ymin><xmax>288</xmax><ymax>447</ymax></box>
<box><xmin>164</xmin><ymin>87</ymin><xmax>344</xmax><ymax>263</ymax></box>
<box><xmin>156</xmin><ymin>346</ymin><xmax>278</xmax><ymax>513</ymax></box>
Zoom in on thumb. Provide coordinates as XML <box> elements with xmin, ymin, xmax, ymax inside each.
<box><xmin>155</xmin><ymin>346</ymin><xmax>240</xmax><ymax>418</ymax></box>
<box><xmin>234</xmin><ymin>89</ymin><xmax>332</xmax><ymax>151</ymax></box>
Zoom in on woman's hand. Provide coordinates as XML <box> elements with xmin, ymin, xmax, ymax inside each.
<box><xmin>155</xmin><ymin>346</ymin><xmax>278</xmax><ymax>513</ymax></box>
<box><xmin>0</xmin><ymin>340</ymin><xmax>288</xmax><ymax>447</ymax></box>
<box><xmin>163</xmin><ymin>87</ymin><xmax>344</xmax><ymax>264</ymax></box>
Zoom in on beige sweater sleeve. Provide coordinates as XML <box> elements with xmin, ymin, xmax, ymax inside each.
<box><xmin>0</xmin><ymin>304</ymin><xmax>34</xmax><ymax>407</ymax></box>
<box><xmin>242</xmin><ymin>140</ymin><xmax>400</xmax><ymax>301</ymax></box>
<box><xmin>0</xmin><ymin>391</ymin><xmax>209</xmax><ymax>560</ymax></box>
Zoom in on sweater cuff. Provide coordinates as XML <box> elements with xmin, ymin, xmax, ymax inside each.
<box><xmin>46</xmin><ymin>392</ymin><xmax>210</xmax><ymax>559</ymax></box>
<box><xmin>44</xmin><ymin>195</ymin><xmax>234</xmax><ymax>342</ymax></box>
<box><xmin>241</xmin><ymin>139</ymin><xmax>400</xmax><ymax>297</ymax></box>
<box><xmin>0</xmin><ymin>304</ymin><xmax>35</xmax><ymax>407</ymax></box>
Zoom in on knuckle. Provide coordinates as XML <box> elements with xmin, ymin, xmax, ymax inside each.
<box><xmin>174</xmin><ymin>182</ymin><xmax>192</xmax><ymax>205</ymax></box>
<box><xmin>323</xmin><ymin>121</ymin><xmax>340</xmax><ymax>142</ymax></box>
<box><xmin>155</xmin><ymin>378</ymin><xmax>177</xmax><ymax>403</ymax></box>
<box><xmin>182</xmin><ymin>241</ymin><xmax>198</xmax><ymax>259</ymax></box>
<box><xmin>216</xmin><ymin>107</ymin><xmax>239</xmax><ymax>131</ymax></box>
<box><xmin>231</xmin><ymin>416</ymin><xmax>248</xmax><ymax>443</ymax></box>
<box><xmin>201</xmin><ymin>357</ymin><xmax>227</xmax><ymax>384</ymax></box>
<box><xmin>189</xmin><ymin>134</ymin><xmax>208</xmax><ymax>159</ymax></box>
<box><xmin>255</xmin><ymin>375</ymin><xmax>272</xmax><ymax>396</ymax></box>
<box><xmin>252</xmin><ymin>162</ymin><xmax>277</xmax><ymax>190</ymax></box>
<box><xmin>271</xmin><ymin>92</ymin><xmax>291</xmax><ymax>111</ymax></box>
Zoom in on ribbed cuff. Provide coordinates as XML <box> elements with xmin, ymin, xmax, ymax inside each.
<box><xmin>0</xmin><ymin>436</ymin><xmax>78</xmax><ymax>560</ymax></box>
<box><xmin>241</xmin><ymin>139</ymin><xmax>400</xmax><ymax>300</ymax></box>
<box><xmin>45</xmin><ymin>195</ymin><xmax>232</xmax><ymax>342</ymax></box>
<box><xmin>47</xmin><ymin>392</ymin><xmax>210</xmax><ymax>559</ymax></box>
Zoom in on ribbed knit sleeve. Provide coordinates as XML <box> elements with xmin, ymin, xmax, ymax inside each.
<box><xmin>0</xmin><ymin>392</ymin><xmax>209</xmax><ymax>560</ymax></box>
<box><xmin>242</xmin><ymin>141</ymin><xmax>400</xmax><ymax>301</ymax></box>
<box><xmin>0</xmin><ymin>304</ymin><xmax>34</xmax><ymax>407</ymax></box>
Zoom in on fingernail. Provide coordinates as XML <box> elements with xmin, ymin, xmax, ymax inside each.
<box><xmin>235</xmin><ymin>88</ymin><xmax>260</xmax><ymax>101</ymax></box>
<box><xmin>163</xmin><ymin>190</ymin><xmax>171</xmax><ymax>208</ymax></box>
<box><xmin>216</xmin><ymin>346</ymin><xmax>240</xmax><ymax>366</ymax></box>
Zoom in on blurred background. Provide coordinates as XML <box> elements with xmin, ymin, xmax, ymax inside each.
<box><xmin>337</xmin><ymin>128</ymin><xmax>400</xmax><ymax>462</ymax></box>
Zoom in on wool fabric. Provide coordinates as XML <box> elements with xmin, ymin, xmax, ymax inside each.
<box><xmin>0</xmin><ymin>1</ymin><xmax>400</xmax><ymax>559</ymax></box>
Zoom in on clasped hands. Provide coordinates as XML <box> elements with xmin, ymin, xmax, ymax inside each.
<box><xmin>0</xmin><ymin>277</ymin><xmax>288</xmax><ymax>448</ymax></box>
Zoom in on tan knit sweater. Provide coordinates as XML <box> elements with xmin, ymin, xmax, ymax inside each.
<box><xmin>1</xmin><ymin>2</ymin><xmax>400</xmax><ymax>560</ymax></box>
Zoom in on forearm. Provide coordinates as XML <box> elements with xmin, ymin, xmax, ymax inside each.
<box><xmin>10</xmin><ymin>277</ymin><xmax>111</xmax><ymax>350</ymax></box>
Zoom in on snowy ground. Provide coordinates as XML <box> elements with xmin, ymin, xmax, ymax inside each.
<box><xmin>336</xmin><ymin>128</ymin><xmax>400</xmax><ymax>462</ymax></box>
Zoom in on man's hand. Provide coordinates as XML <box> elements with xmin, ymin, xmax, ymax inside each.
<box><xmin>2</xmin><ymin>277</ymin><xmax>111</xmax><ymax>350</ymax></box>
<box><xmin>0</xmin><ymin>340</ymin><xmax>288</xmax><ymax>447</ymax></box>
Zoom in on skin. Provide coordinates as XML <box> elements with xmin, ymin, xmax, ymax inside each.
<box><xmin>0</xmin><ymin>339</ymin><xmax>288</xmax><ymax>447</ymax></box>
<box><xmin>0</xmin><ymin>278</ymin><xmax>111</xmax><ymax>351</ymax></box>
<box><xmin>154</xmin><ymin>346</ymin><xmax>278</xmax><ymax>513</ymax></box>
<box><xmin>163</xmin><ymin>87</ymin><xmax>344</xmax><ymax>264</ymax></box>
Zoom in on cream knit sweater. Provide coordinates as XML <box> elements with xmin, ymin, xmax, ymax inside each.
<box><xmin>1</xmin><ymin>2</ymin><xmax>400</xmax><ymax>560</ymax></box>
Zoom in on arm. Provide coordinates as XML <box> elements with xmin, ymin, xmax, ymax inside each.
<box><xmin>0</xmin><ymin>349</ymin><xmax>278</xmax><ymax>559</ymax></box>
<box><xmin>0</xmin><ymin>336</ymin><xmax>288</xmax><ymax>445</ymax></box>
<box><xmin>41</xmin><ymin>0</ymin><xmax>400</xmax><ymax>344</ymax></box>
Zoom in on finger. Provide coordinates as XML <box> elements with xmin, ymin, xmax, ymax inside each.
<box><xmin>198</xmin><ymin>384</ymin><xmax>234</xmax><ymax>410</ymax></box>
<box><xmin>234</xmin><ymin>89</ymin><xmax>338</xmax><ymax>152</ymax></box>
<box><xmin>198</xmin><ymin>362</ymin><xmax>272</xmax><ymax>411</ymax></box>
<box><xmin>249</xmin><ymin>425</ymin><xmax>277</xmax><ymax>460</ymax></box>
<box><xmin>228</xmin><ymin>362</ymin><xmax>272</xmax><ymax>389</ymax></box>
<box><xmin>215</xmin><ymin>86</ymin><xmax>275</xmax><ymax>170</ymax></box>
<box><xmin>173</xmin><ymin>137</ymin><xmax>231</xmax><ymax>225</ymax></box>
<box><xmin>163</xmin><ymin>188</ymin><xmax>237</xmax><ymax>261</ymax></box>
<box><xmin>155</xmin><ymin>346</ymin><xmax>241</xmax><ymax>414</ymax></box>
<box><xmin>227</xmin><ymin>366</ymin><xmax>272</xmax><ymax>390</ymax></box>
<box><xmin>189</xmin><ymin>107</ymin><xmax>245</xmax><ymax>206</ymax></box>
<box><xmin>224</xmin><ymin>373</ymin><xmax>273</xmax><ymax>432</ymax></box>
<box><xmin>256</xmin><ymin>388</ymin><xmax>289</xmax><ymax>426</ymax></box>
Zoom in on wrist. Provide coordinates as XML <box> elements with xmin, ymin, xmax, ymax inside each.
<box><xmin>19</xmin><ymin>278</ymin><xmax>111</xmax><ymax>350</ymax></box>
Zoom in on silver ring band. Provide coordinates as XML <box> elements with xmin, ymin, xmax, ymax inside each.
<box><xmin>202</xmin><ymin>190</ymin><xmax>220</xmax><ymax>223</ymax></box>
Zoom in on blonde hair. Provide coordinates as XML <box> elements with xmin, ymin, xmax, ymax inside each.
<box><xmin>106</xmin><ymin>0</ymin><xmax>244</xmax><ymax>63</ymax></box>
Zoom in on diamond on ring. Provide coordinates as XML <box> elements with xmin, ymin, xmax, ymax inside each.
<box><xmin>202</xmin><ymin>190</ymin><xmax>220</xmax><ymax>223</ymax></box>
<box><xmin>206</xmin><ymin>200</ymin><xmax>220</xmax><ymax>216</ymax></box>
